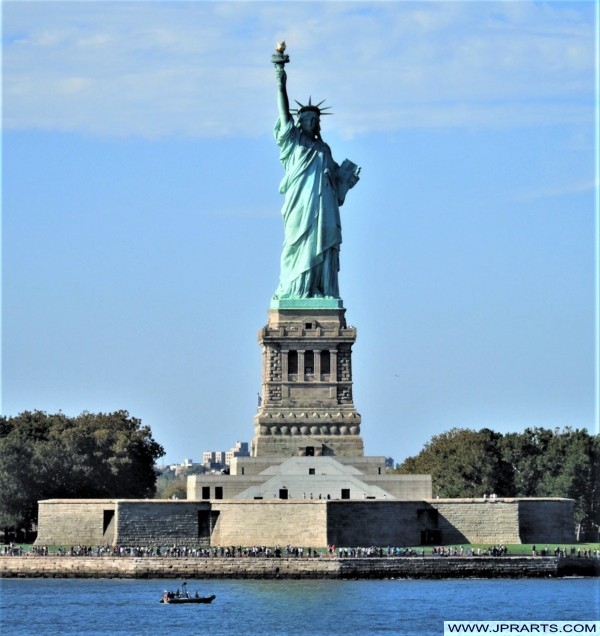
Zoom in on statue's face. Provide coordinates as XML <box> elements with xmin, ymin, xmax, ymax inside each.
<box><xmin>299</xmin><ymin>112</ymin><xmax>320</xmax><ymax>136</ymax></box>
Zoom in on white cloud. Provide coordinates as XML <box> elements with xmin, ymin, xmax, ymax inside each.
<box><xmin>515</xmin><ymin>177</ymin><xmax>598</xmax><ymax>202</ymax></box>
<box><xmin>2</xmin><ymin>1</ymin><xmax>595</xmax><ymax>138</ymax></box>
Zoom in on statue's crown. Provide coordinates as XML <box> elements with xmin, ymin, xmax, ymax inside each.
<box><xmin>292</xmin><ymin>97</ymin><xmax>333</xmax><ymax>117</ymax></box>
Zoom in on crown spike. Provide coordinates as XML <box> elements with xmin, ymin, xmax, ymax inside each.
<box><xmin>292</xmin><ymin>97</ymin><xmax>334</xmax><ymax>118</ymax></box>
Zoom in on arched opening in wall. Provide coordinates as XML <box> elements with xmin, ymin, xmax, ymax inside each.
<box><xmin>288</xmin><ymin>350</ymin><xmax>298</xmax><ymax>376</ymax></box>
<box><xmin>321</xmin><ymin>350</ymin><xmax>331</xmax><ymax>376</ymax></box>
<box><xmin>198</xmin><ymin>511</ymin><xmax>210</xmax><ymax>538</ymax></box>
<box><xmin>305</xmin><ymin>351</ymin><xmax>314</xmax><ymax>376</ymax></box>
<box><xmin>103</xmin><ymin>510</ymin><xmax>115</xmax><ymax>537</ymax></box>
<box><xmin>420</xmin><ymin>529</ymin><xmax>441</xmax><ymax>545</ymax></box>
<box><xmin>198</xmin><ymin>510</ymin><xmax>220</xmax><ymax>539</ymax></box>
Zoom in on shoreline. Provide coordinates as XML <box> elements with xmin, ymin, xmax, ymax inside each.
<box><xmin>1</xmin><ymin>556</ymin><xmax>598</xmax><ymax>579</ymax></box>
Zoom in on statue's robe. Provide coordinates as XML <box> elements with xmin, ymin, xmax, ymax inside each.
<box><xmin>273</xmin><ymin>118</ymin><xmax>341</xmax><ymax>299</ymax></box>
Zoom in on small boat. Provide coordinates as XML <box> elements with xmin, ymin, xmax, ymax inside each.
<box><xmin>159</xmin><ymin>582</ymin><xmax>215</xmax><ymax>605</ymax></box>
<box><xmin>160</xmin><ymin>593</ymin><xmax>216</xmax><ymax>604</ymax></box>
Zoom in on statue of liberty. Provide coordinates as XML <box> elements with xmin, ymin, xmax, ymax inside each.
<box><xmin>271</xmin><ymin>43</ymin><xmax>360</xmax><ymax>301</ymax></box>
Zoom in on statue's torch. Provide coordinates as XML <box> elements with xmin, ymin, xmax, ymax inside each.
<box><xmin>271</xmin><ymin>41</ymin><xmax>290</xmax><ymax>68</ymax></box>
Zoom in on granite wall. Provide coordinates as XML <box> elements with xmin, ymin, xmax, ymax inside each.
<box><xmin>36</xmin><ymin>500</ymin><xmax>117</xmax><ymax>546</ymax></box>
<box><xmin>35</xmin><ymin>497</ymin><xmax>575</xmax><ymax>549</ymax></box>
<box><xmin>2</xmin><ymin>556</ymin><xmax>597</xmax><ymax>580</ymax></box>
<box><xmin>518</xmin><ymin>499</ymin><xmax>576</xmax><ymax>543</ymax></box>
<box><xmin>211</xmin><ymin>500</ymin><xmax>328</xmax><ymax>547</ymax></box>
<box><xmin>115</xmin><ymin>501</ymin><xmax>213</xmax><ymax>547</ymax></box>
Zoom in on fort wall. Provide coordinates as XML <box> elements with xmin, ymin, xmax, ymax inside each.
<box><xmin>211</xmin><ymin>501</ymin><xmax>328</xmax><ymax>547</ymax></box>
<box><xmin>430</xmin><ymin>500</ymin><xmax>521</xmax><ymax>545</ymax></box>
<box><xmin>36</xmin><ymin>500</ymin><xmax>117</xmax><ymax>547</ymax></box>
<box><xmin>326</xmin><ymin>501</ymin><xmax>423</xmax><ymax>546</ymax></box>
<box><xmin>517</xmin><ymin>499</ymin><xmax>577</xmax><ymax>543</ymax></box>
<box><xmin>35</xmin><ymin>498</ymin><xmax>575</xmax><ymax>549</ymax></box>
<box><xmin>427</xmin><ymin>499</ymin><xmax>575</xmax><ymax>545</ymax></box>
<box><xmin>1</xmin><ymin>556</ymin><xmax>597</xmax><ymax>579</ymax></box>
<box><xmin>115</xmin><ymin>501</ymin><xmax>212</xmax><ymax>547</ymax></box>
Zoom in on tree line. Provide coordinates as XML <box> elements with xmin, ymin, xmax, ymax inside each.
<box><xmin>0</xmin><ymin>410</ymin><xmax>164</xmax><ymax>532</ymax></box>
<box><xmin>1</xmin><ymin>413</ymin><xmax>597</xmax><ymax>539</ymax></box>
<box><xmin>394</xmin><ymin>426</ymin><xmax>600</xmax><ymax>529</ymax></box>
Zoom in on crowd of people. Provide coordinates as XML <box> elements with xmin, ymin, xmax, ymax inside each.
<box><xmin>532</xmin><ymin>545</ymin><xmax>597</xmax><ymax>558</ymax></box>
<box><xmin>3</xmin><ymin>542</ymin><xmax>599</xmax><ymax>559</ymax></box>
<box><xmin>430</xmin><ymin>545</ymin><xmax>508</xmax><ymax>557</ymax></box>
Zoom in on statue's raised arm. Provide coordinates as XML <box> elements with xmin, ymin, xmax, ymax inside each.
<box><xmin>270</xmin><ymin>43</ymin><xmax>360</xmax><ymax>302</ymax></box>
<box><xmin>272</xmin><ymin>42</ymin><xmax>291</xmax><ymax>126</ymax></box>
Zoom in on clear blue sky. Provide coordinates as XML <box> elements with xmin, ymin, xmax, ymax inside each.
<box><xmin>2</xmin><ymin>1</ymin><xmax>598</xmax><ymax>467</ymax></box>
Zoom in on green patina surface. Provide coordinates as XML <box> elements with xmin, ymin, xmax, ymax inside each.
<box><xmin>270</xmin><ymin>297</ymin><xmax>344</xmax><ymax>310</ymax></box>
<box><xmin>271</xmin><ymin>45</ymin><xmax>360</xmax><ymax>302</ymax></box>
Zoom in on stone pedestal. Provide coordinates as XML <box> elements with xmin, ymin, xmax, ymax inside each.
<box><xmin>252</xmin><ymin>299</ymin><xmax>364</xmax><ymax>457</ymax></box>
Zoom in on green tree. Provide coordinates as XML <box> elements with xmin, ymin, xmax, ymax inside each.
<box><xmin>502</xmin><ymin>427</ymin><xmax>600</xmax><ymax>525</ymax></box>
<box><xmin>154</xmin><ymin>464</ymin><xmax>207</xmax><ymax>499</ymax></box>
<box><xmin>157</xmin><ymin>479</ymin><xmax>188</xmax><ymax>500</ymax></box>
<box><xmin>395</xmin><ymin>428</ymin><xmax>513</xmax><ymax>498</ymax></box>
<box><xmin>0</xmin><ymin>410</ymin><xmax>165</xmax><ymax>531</ymax></box>
<box><xmin>397</xmin><ymin>426</ymin><xmax>599</xmax><ymax>527</ymax></box>
<box><xmin>155</xmin><ymin>467</ymin><xmax>182</xmax><ymax>499</ymax></box>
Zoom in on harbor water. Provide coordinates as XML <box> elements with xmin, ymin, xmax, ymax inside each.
<box><xmin>1</xmin><ymin>577</ymin><xmax>598</xmax><ymax>635</ymax></box>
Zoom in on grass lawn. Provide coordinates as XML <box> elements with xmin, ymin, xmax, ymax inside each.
<box><xmin>454</xmin><ymin>543</ymin><xmax>599</xmax><ymax>556</ymax></box>
<box><xmin>4</xmin><ymin>543</ymin><xmax>600</xmax><ymax>556</ymax></box>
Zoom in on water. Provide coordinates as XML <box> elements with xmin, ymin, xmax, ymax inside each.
<box><xmin>1</xmin><ymin>578</ymin><xmax>598</xmax><ymax>635</ymax></box>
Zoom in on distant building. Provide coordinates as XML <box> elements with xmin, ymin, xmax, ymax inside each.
<box><xmin>203</xmin><ymin>443</ymin><xmax>249</xmax><ymax>470</ymax></box>
<box><xmin>225</xmin><ymin>441</ymin><xmax>250</xmax><ymax>466</ymax></box>
<box><xmin>202</xmin><ymin>451</ymin><xmax>226</xmax><ymax>470</ymax></box>
<box><xmin>168</xmin><ymin>458</ymin><xmax>200</xmax><ymax>477</ymax></box>
<box><xmin>202</xmin><ymin>451</ymin><xmax>219</xmax><ymax>467</ymax></box>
